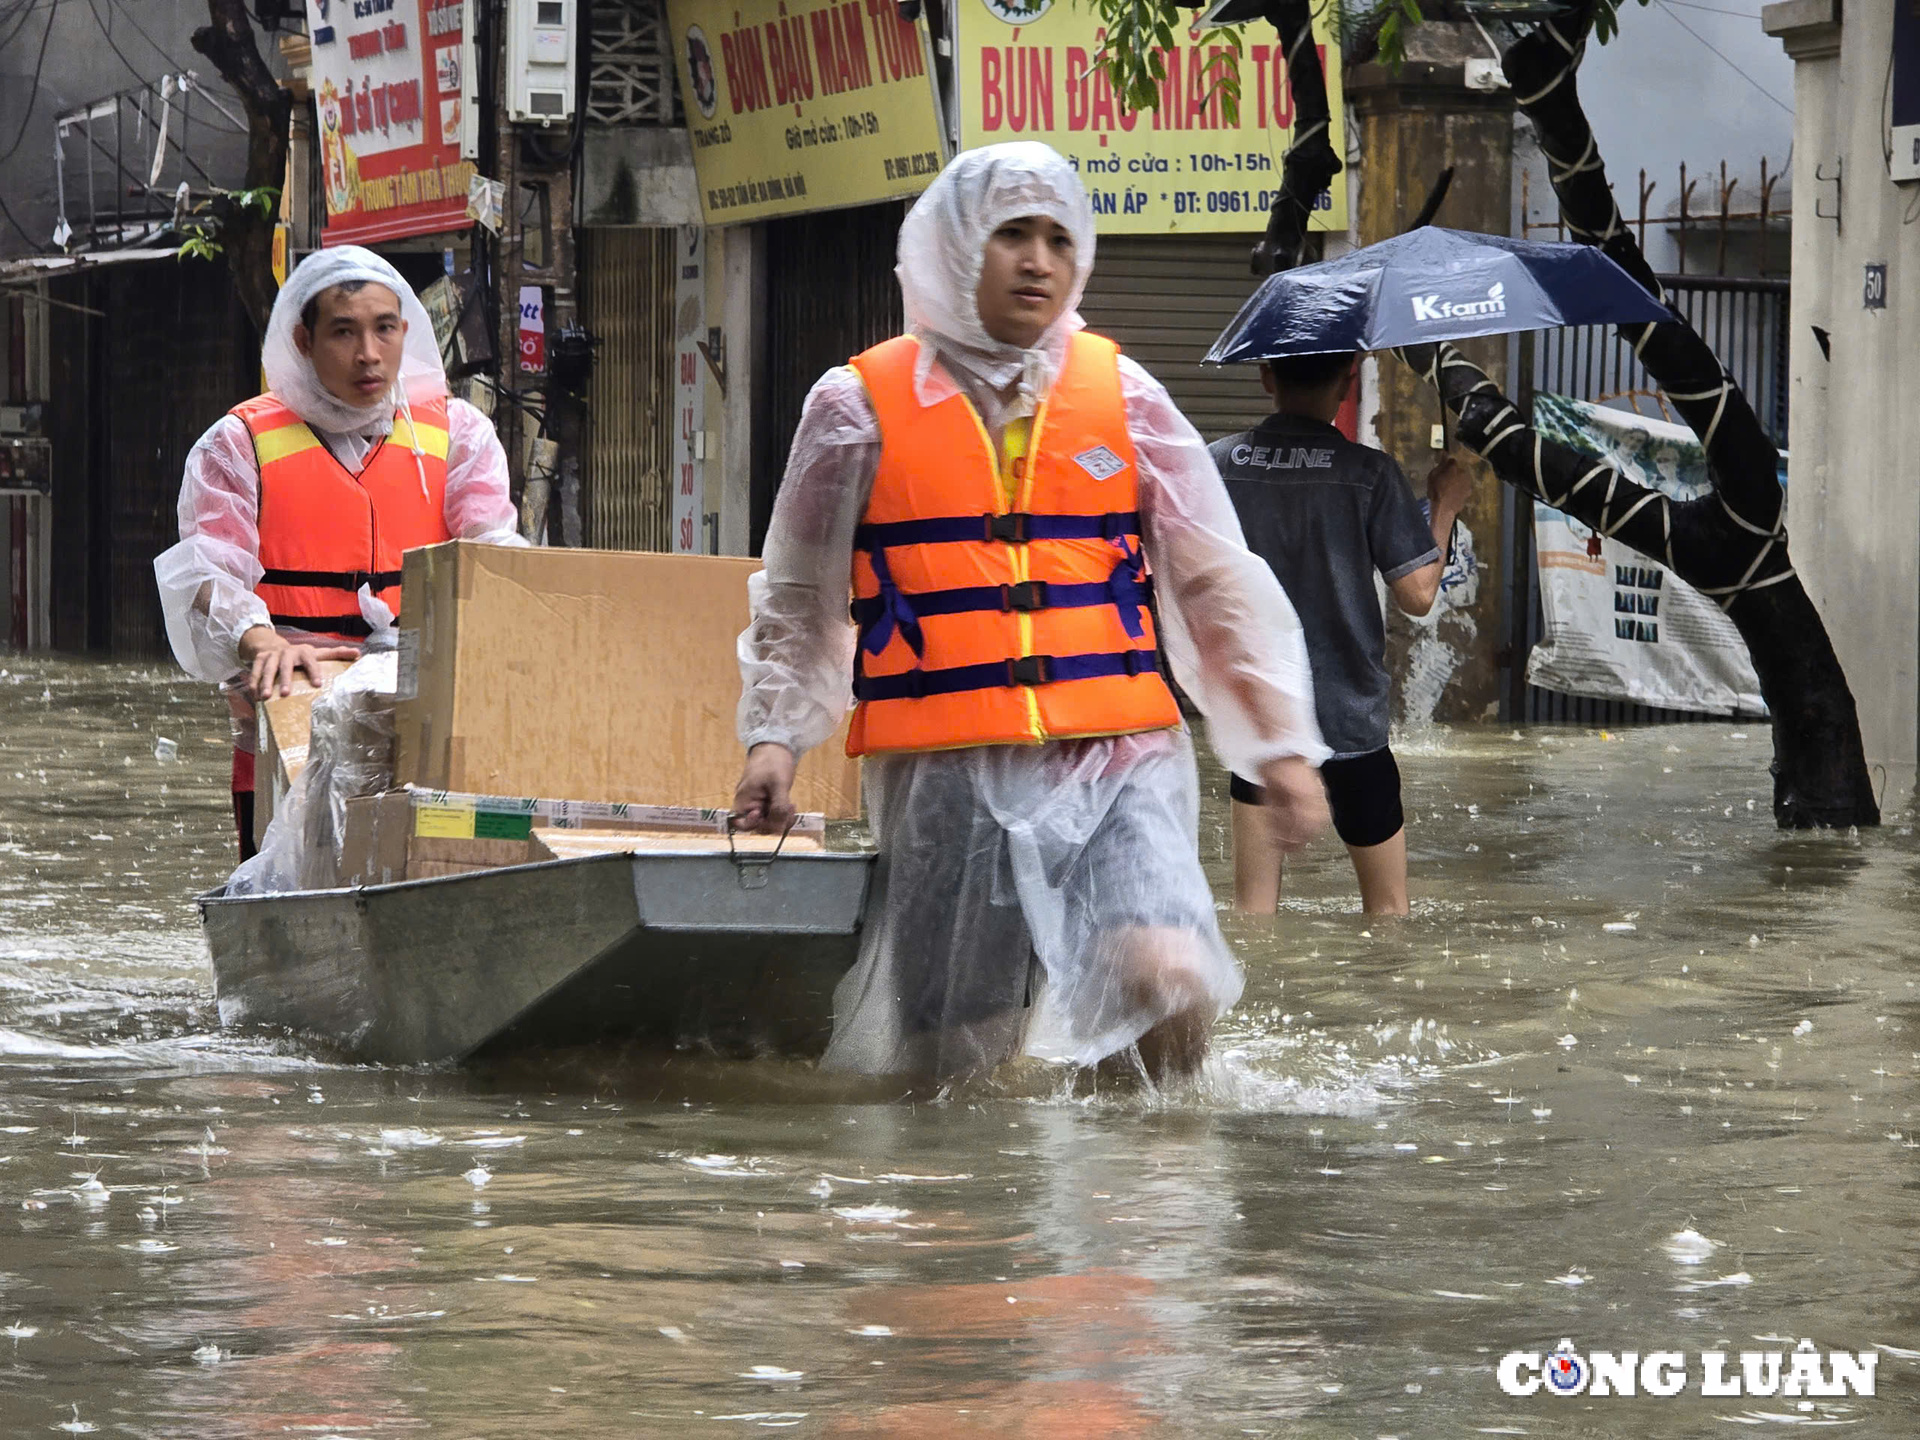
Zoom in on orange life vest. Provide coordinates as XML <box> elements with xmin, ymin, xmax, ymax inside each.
<box><xmin>845</xmin><ymin>331</ymin><xmax>1181</xmax><ymax>757</ymax></box>
<box><xmin>231</xmin><ymin>392</ymin><xmax>453</xmax><ymax>639</ymax></box>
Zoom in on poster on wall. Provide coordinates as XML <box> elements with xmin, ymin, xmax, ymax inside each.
<box><xmin>1526</xmin><ymin>394</ymin><xmax>1768</xmax><ymax>717</ymax></box>
<box><xmin>305</xmin><ymin>0</ymin><xmax>477</xmax><ymax>245</ymax></box>
<box><xmin>671</xmin><ymin>227</ymin><xmax>706</xmax><ymax>555</ymax></box>
<box><xmin>955</xmin><ymin>0</ymin><xmax>1347</xmax><ymax>233</ymax></box>
<box><xmin>664</xmin><ymin>0</ymin><xmax>949</xmax><ymax>225</ymax></box>
<box><xmin>1893</xmin><ymin>0</ymin><xmax>1920</xmax><ymax>183</ymax></box>
<box><xmin>516</xmin><ymin>285</ymin><xmax>545</xmax><ymax>373</ymax></box>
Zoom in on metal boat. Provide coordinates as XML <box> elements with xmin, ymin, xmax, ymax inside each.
<box><xmin>198</xmin><ymin>849</ymin><xmax>878</xmax><ymax>1065</ymax></box>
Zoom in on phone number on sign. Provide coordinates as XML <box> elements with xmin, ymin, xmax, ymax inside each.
<box><xmin>884</xmin><ymin>150</ymin><xmax>941</xmax><ymax>181</ymax></box>
<box><xmin>1170</xmin><ymin>189</ymin><xmax>1336</xmax><ymax>215</ymax></box>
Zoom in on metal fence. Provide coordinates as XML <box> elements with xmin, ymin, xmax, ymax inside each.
<box><xmin>1506</xmin><ymin>273</ymin><xmax>1789</xmax><ymax>725</ymax></box>
<box><xmin>1529</xmin><ymin>274</ymin><xmax>1789</xmax><ymax>449</ymax></box>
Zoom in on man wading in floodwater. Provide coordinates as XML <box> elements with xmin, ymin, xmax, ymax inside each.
<box><xmin>1212</xmin><ymin>352</ymin><xmax>1473</xmax><ymax>916</ymax></box>
<box><xmin>154</xmin><ymin>248</ymin><xmax>523</xmax><ymax>859</ymax></box>
<box><xmin>732</xmin><ymin>143</ymin><xmax>1330</xmax><ymax>1086</ymax></box>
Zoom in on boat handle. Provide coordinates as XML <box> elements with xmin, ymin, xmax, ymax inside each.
<box><xmin>725</xmin><ymin>812</ymin><xmax>797</xmax><ymax>888</ymax></box>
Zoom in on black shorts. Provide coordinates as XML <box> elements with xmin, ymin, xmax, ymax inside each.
<box><xmin>1230</xmin><ymin>745</ymin><xmax>1405</xmax><ymax>849</ymax></box>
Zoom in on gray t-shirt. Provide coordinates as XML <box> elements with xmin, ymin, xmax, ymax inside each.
<box><xmin>1209</xmin><ymin>413</ymin><xmax>1439</xmax><ymax>758</ymax></box>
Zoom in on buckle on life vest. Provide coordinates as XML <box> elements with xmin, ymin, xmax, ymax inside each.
<box><xmin>1007</xmin><ymin>655</ymin><xmax>1050</xmax><ymax>686</ymax></box>
<box><xmin>985</xmin><ymin>513</ymin><xmax>1029</xmax><ymax>543</ymax></box>
<box><xmin>1122</xmin><ymin>649</ymin><xmax>1151</xmax><ymax>678</ymax></box>
<box><xmin>1001</xmin><ymin>580</ymin><xmax>1048</xmax><ymax>612</ymax></box>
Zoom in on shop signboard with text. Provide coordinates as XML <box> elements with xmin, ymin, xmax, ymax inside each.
<box><xmin>304</xmin><ymin>0</ymin><xmax>477</xmax><ymax>245</ymax></box>
<box><xmin>665</xmin><ymin>0</ymin><xmax>949</xmax><ymax>225</ymax></box>
<box><xmin>956</xmin><ymin>0</ymin><xmax>1346</xmax><ymax>233</ymax></box>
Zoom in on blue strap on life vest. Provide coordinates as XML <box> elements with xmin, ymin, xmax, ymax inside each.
<box><xmin>1106</xmin><ymin>537</ymin><xmax>1148</xmax><ymax>641</ymax></box>
<box><xmin>856</xmin><ymin>531</ymin><xmax>1153</xmax><ymax>660</ymax></box>
<box><xmin>853</xmin><ymin>510</ymin><xmax>1153</xmax><ymax>667</ymax></box>
<box><xmin>852</xmin><ymin>573</ymin><xmax>1152</xmax><ymax>635</ymax></box>
<box><xmin>854</xmin><ymin>510</ymin><xmax>1141</xmax><ymax>551</ymax></box>
<box><xmin>853</xmin><ymin>648</ymin><xmax>1161</xmax><ymax>703</ymax></box>
<box><xmin>859</xmin><ymin>545</ymin><xmax>926</xmax><ymax>658</ymax></box>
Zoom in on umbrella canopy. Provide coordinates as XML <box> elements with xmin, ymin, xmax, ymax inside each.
<box><xmin>1205</xmin><ymin>227</ymin><xmax>1672</xmax><ymax>364</ymax></box>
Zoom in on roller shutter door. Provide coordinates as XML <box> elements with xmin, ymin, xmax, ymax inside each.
<box><xmin>755</xmin><ymin>202</ymin><xmax>907</xmax><ymax>551</ymax></box>
<box><xmin>582</xmin><ymin>228</ymin><xmax>677</xmax><ymax>552</ymax></box>
<box><xmin>1076</xmin><ymin>234</ymin><xmax>1270</xmax><ymax>443</ymax></box>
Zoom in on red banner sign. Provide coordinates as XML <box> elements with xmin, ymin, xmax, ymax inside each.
<box><xmin>305</xmin><ymin>0</ymin><xmax>475</xmax><ymax>245</ymax></box>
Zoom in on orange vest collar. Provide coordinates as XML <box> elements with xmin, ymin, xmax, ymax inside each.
<box><xmin>232</xmin><ymin>392</ymin><xmax>454</xmax><ymax>639</ymax></box>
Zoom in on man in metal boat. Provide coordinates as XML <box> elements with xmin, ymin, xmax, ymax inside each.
<box><xmin>154</xmin><ymin>247</ymin><xmax>523</xmax><ymax>859</ymax></box>
<box><xmin>731</xmin><ymin>143</ymin><xmax>1331</xmax><ymax>1086</ymax></box>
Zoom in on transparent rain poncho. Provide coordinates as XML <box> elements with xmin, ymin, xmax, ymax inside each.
<box><xmin>153</xmin><ymin>246</ymin><xmax>522</xmax><ymax>687</ymax></box>
<box><xmin>737</xmin><ymin>144</ymin><xmax>1329</xmax><ymax>1082</ymax></box>
<box><xmin>226</xmin><ymin>626</ymin><xmax>400</xmax><ymax>897</ymax></box>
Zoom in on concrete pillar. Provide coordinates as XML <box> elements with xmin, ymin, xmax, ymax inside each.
<box><xmin>1349</xmin><ymin>28</ymin><xmax>1515</xmax><ymax>725</ymax></box>
<box><xmin>716</xmin><ymin>224</ymin><xmax>762</xmax><ymax>557</ymax></box>
<box><xmin>1765</xmin><ymin>0</ymin><xmax>1920</xmax><ymax>808</ymax></box>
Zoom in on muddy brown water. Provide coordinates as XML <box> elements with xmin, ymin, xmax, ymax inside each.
<box><xmin>2</xmin><ymin>658</ymin><xmax>1918</xmax><ymax>1436</ymax></box>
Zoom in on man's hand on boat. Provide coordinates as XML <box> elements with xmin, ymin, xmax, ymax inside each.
<box><xmin>733</xmin><ymin>743</ymin><xmax>798</xmax><ymax>834</ymax></box>
<box><xmin>238</xmin><ymin>625</ymin><xmax>363</xmax><ymax>701</ymax></box>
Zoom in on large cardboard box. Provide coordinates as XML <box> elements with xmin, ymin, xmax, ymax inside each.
<box><xmin>392</xmin><ymin>543</ymin><xmax>862</xmax><ymax>816</ymax></box>
<box><xmin>254</xmin><ymin>659</ymin><xmax>357</xmax><ymax>848</ymax></box>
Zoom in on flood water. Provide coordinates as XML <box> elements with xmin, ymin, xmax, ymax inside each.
<box><xmin>2</xmin><ymin>657</ymin><xmax>1918</xmax><ymax>1437</ymax></box>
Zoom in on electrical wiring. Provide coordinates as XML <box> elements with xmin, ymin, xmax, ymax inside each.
<box><xmin>1653</xmin><ymin>1</ymin><xmax>1792</xmax><ymax>115</ymax></box>
<box><xmin>0</xmin><ymin>0</ymin><xmax>54</xmax><ymax>37</ymax></box>
<box><xmin>102</xmin><ymin>0</ymin><xmax>188</xmax><ymax>70</ymax></box>
<box><xmin>0</xmin><ymin>4</ymin><xmax>44</xmax><ymax>54</ymax></box>
<box><xmin>84</xmin><ymin>0</ymin><xmax>161</xmax><ymax>88</ymax></box>
<box><xmin>0</xmin><ymin>185</ymin><xmax>39</xmax><ymax>247</ymax></box>
<box><xmin>0</xmin><ymin>0</ymin><xmax>59</xmax><ymax>166</ymax></box>
<box><xmin>1662</xmin><ymin>0</ymin><xmax>1765</xmax><ymax>17</ymax></box>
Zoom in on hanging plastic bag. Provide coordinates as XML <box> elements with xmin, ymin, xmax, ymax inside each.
<box><xmin>223</xmin><ymin>588</ymin><xmax>400</xmax><ymax>895</ymax></box>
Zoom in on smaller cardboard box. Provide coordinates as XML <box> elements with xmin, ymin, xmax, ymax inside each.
<box><xmin>254</xmin><ymin>659</ymin><xmax>356</xmax><ymax>847</ymax></box>
<box><xmin>338</xmin><ymin>790</ymin><xmax>544</xmax><ymax>883</ymax></box>
<box><xmin>339</xmin><ymin>791</ymin><xmax>412</xmax><ymax>887</ymax></box>
<box><xmin>406</xmin><ymin>835</ymin><xmax>532</xmax><ymax>879</ymax></box>
<box><xmin>527</xmin><ymin>827</ymin><xmax>825</xmax><ymax>861</ymax></box>
<box><xmin>337</xmin><ymin>785</ymin><xmax>829</xmax><ymax>884</ymax></box>
<box><xmin>404</xmin><ymin>784</ymin><xmax>826</xmax><ymax>844</ymax></box>
<box><xmin>393</xmin><ymin>783</ymin><xmax>821</xmax><ymax>887</ymax></box>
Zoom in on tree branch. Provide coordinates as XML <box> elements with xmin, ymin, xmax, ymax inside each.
<box><xmin>191</xmin><ymin>0</ymin><xmax>289</xmax><ymax>334</ymax></box>
<box><xmin>1501</xmin><ymin>1</ymin><xmax>1782</xmax><ymax>533</ymax></box>
<box><xmin>1252</xmin><ymin>0</ymin><xmax>1341</xmax><ymax>275</ymax></box>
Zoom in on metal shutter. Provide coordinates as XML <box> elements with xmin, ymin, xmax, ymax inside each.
<box><xmin>583</xmin><ymin>228</ymin><xmax>677</xmax><ymax>551</ymax></box>
<box><xmin>754</xmin><ymin>202</ymin><xmax>907</xmax><ymax>551</ymax></box>
<box><xmin>1075</xmin><ymin>234</ymin><xmax>1270</xmax><ymax>443</ymax></box>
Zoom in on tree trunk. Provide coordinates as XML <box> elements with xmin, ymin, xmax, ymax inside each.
<box><xmin>191</xmin><ymin>0</ymin><xmax>291</xmax><ymax>335</ymax></box>
<box><xmin>1395</xmin><ymin>2</ymin><xmax>1877</xmax><ymax>828</ymax></box>
<box><xmin>1251</xmin><ymin>0</ymin><xmax>1341</xmax><ymax>276</ymax></box>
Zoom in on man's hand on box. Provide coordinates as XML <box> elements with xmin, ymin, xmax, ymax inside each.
<box><xmin>238</xmin><ymin>625</ymin><xmax>362</xmax><ymax>702</ymax></box>
<box><xmin>732</xmin><ymin>743</ymin><xmax>798</xmax><ymax>834</ymax></box>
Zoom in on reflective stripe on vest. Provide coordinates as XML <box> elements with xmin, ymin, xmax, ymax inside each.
<box><xmin>232</xmin><ymin>393</ymin><xmax>453</xmax><ymax>640</ymax></box>
<box><xmin>843</xmin><ymin>331</ymin><xmax>1180</xmax><ymax>757</ymax></box>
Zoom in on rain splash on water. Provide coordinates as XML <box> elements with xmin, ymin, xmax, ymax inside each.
<box><xmin>2</xmin><ymin>658</ymin><xmax>1918</xmax><ymax>1436</ymax></box>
